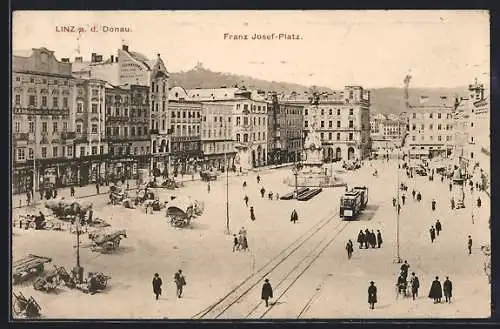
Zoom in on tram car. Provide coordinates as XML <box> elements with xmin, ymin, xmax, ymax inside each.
<box><xmin>339</xmin><ymin>186</ymin><xmax>368</xmax><ymax>220</ymax></box>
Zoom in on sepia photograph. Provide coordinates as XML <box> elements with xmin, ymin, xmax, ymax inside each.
<box><xmin>10</xmin><ymin>10</ymin><xmax>490</xmax><ymax>319</ymax></box>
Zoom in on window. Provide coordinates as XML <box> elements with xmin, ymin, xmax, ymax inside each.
<box><xmin>16</xmin><ymin>148</ymin><xmax>25</xmax><ymax>161</ymax></box>
<box><xmin>349</xmin><ymin>120</ymin><xmax>353</xmax><ymax>128</ymax></box>
<box><xmin>412</xmin><ymin>124</ymin><xmax>416</xmax><ymax>130</ymax></box>
<box><xmin>263</xmin><ymin>132</ymin><xmax>265</xmax><ymax>140</ymax></box>
<box><xmin>42</xmin><ymin>122</ymin><xmax>47</xmax><ymax>133</ymax></box>
<box><xmin>337</xmin><ymin>121</ymin><xmax>340</xmax><ymax>128</ymax></box>
<box><xmin>321</xmin><ymin>121</ymin><xmax>324</xmax><ymax>128</ymax></box>
<box><xmin>446</xmin><ymin>135</ymin><xmax>451</xmax><ymax>141</ymax></box>
<box><xmin>15</xmin><ymin>95</ymin><xmax>21</xmax><ymax>105</ymax></box>
<box><xmin>53</xmin><ymin>97</ymin><xmax>58</xmax><ymax>107</ymax></box>
<box><xmin>438</xmin><ymin>113</ymin><xmax>442</xmax><ymax>119</ymax></box>
<box><xmin>412</xmin><ymin>136</ymin><xmax>416</xmax><ymax>141</ymax></box>
<box><xmin>328</xmin><ymin>132</ymin><xmax>332</xmax><ymax>140</ymax></box>
<box><xmin>438</xmin><ymin>136</ymin><xmax>442</xmax><ymax>141</ymax></box>
<box><xmin>429</xmin><ymin>124</ymin><xmax>433</xmax><ymax>130</ymax></box>
<box><xmin>329</xmin><ymin>121</ymin><xmax>332</xmax><ymax>128</ymax></box>
<box><xmin>100</xmin><ymin>146</ymin><xmax>104</xmax><ymax>155</ymax></box>
<box><xmin>91</xmin><ymin>104</ymin><xmax>97</xmax><ymax>113</ymax></box>
<box><xmin>124</xmin><ymin>127</ymin><xmax>128</xmax><ymax>137</ymax></box>
<box><xmin>438</xmin><ymin>124</ymin><xmax>442</xmax><ymax>130</ymax></box>
<box><xmin>430</xmin><ymin>136</ymin><xmax>433</xmax><ymax>140</ymax></box>
<box><xmin>92</xmin><ymin>146</ymin><xmax>98</xmax><ymax>155</ymax></box>
<box><xmin>336</xmin><ymin>133</ymin><xmax>340</xmax><ymax>140</ymax></box>
<box><xmin>14</xmin><ymin>122</ymin><xmax>20</xmax><ymax>133</ymax></box>
<box><xmin>263</xmin><ymin>118</ymin><xmax>265</xmax><ymax>125</ymax></box>
<box><xmin>337</xmin><ymin>109</ymin><xmax>340</xmax><ymax>115</ymax></box>
<box><xmin>471</xmin><ymin>122</ymin><xmax>474</xmax><ymax>127</ymax></box>
<box><xmin>349</xmin><ymin>109</ymin><xmax>353</xmax><ymax>115</ymax></box>
<box><xmin>76</xmin><ymin>124</ymin><xmax>82</xmax><ymax>133</ymax></box>
<box><xmin>77</xmin><ymin>103</ymin><xmax>83</xmax><ymax>113</ymax></box>
<box><xmin>321</xmin><ymin>109</ymin><xmax>324</xmax><ymax>115</ymax></box>
<box><xmin>471</xmin><ymin>152</ymin><xmax>474</xmax><ymax>159</ymax></box>
<box><xmin>305</xmin><ymin>121</ymin><xmax>308</xmax><ymax>128</ymax></box>
<box><xmin>329</xmin><ymin>109</ymin><xmax>332</xmax><ymax>115</ymax></box>
<box><xmin>348</xmin><ymin>133</ymin><xmax>353</xmax><ymax>141</ymax></box>
<box><xmin>53</xmin><ymin>122</ymin><xmax>58</xmax><ymax>132</ymax></box>
<box><xmin>320</xmin><ymin>132</ymin><xmax>324</xmax><ymax>139</ymax></box>
<box><xmin>29</xmin><ymin>122</ymin><xmax>34</xmax><ymax>133</ymax></box>
<box><xmin>52</xmin><ymin>146</ymin><xmax>58</xmax><ymax>157</ymax></box>
<box><xmin>29</xmin><ymin>95</ymin><xmax>36</xmax><ymax>106</ymax></box>
<box><xmin>305</xmin><ymin>109</ymin><xmax>308</xmax><ymax>116</ymax></box>
<box><xmin>91</xmin><ymin>124</ymin><xmax>98</xmax><ymax>134</ymax></box>
<box><xmin>41</xmin><ymin>96</ymin><xmax>47</xmax><ymax>107</ymax></box>
<box><xmin>63</xmin><ymin>97</ymin><xmax>68</xmax><ymax>108</ymax></box>
<box><xmin>243</xmin><ymin>117</ymin><xmax>248</xmax><ymax>125</ymax></box>
<box><xmin>41</xmin><ymin>147</ymin><xmax>47</xmax><ymax>158</ymax></box>
<box><xmin>258</xmin><ymin>132</ymin><xmax>261</xmax><ymax>140</ymax></box>
<box><xmin>243</xmin><ymin>134</ymin><xmax>248</xmax><ymax>142</ymax></box>
<box><xmin>183</xmin><ymin>111</ymin><xmax>186</xmax><ymax>118</ymax></box>
<box><xmin>412</xmin><ymin>113</ymin><xmax>416</xmax><ymax>119</ymax></box>
<box><xmin>429</xmin><ymin>113</ymin><xmax>433</xmax><ymax>119</ymax></box>
<box><xmin>252</xmin><ymin>133</ymin><xmax>255</xmax><ymax>141</ymax></box>
<box><xmin>28</xmin><ymin>148</ymin><xmax>34</xmax><ymax>160</ymax></box>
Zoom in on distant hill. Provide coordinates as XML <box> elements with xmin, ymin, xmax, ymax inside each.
<box><xmin>169</xmin><ymin>64</ymin><xmax>469</xmax><ymax>115</ymax></box>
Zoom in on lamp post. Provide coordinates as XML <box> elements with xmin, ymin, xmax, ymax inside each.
<box><xmin>394</xmin><ymin>112</ymin><xmax>406</xmax><ymax>264</ymax></box>
<box><xmin>222</xmin><ymin>121</ymin><xmax>230</xmax><ymax>235</ymax></box>
<box><xmin>292</xmin><ymin>165</ymin><xmax>299</xmax><ymax>199</ymax></box>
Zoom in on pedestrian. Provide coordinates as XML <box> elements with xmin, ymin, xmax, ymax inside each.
<box><xmin>410</xmin><ymin>272</ymin><xmax>420</xmax><ymax>300</ymax></box>
<box><xmin>370</xmin><ymin>230</ymin><xmax>377</xmax><ymax>248</ymax></box>
<box><xmin>39</xmin><ymin>189</ymin><xmax>44</xmax><ymax>201</ymax></box>
<box><xmin>392</xmin><ymin>197</ymin><xmax>397</xmax><ymax>207</ymax></box>
<box><xmin>368</xmin><ymin>281</ymin><xmax>377</xmax><ymax>310</ymax></box>
<box><xmin>468</xmin><ymin>235</ymin><xmax>472</xmax><ymax>255</ymax></box>
<box><xmin>244</xmin><ymin>195</ymin><xmax>249</xmax><ymax>207</ymax></box>
<box><xmin>26</xmin><ymin>191</ymin><xmax>31</xmax><ymax>206</ymax></box>
<box><xmin>242</xmin><ymin>235</ymin><xmax>249</xmax><ymax>251</ymax></box>
<box><xmin>257</xmin><ymin>175</ymin><xmax>261</xmax><ymax>184</ymax></box>
<box><xmin>412</xmin><ymin>189</ymin><xmax>416</xmax><ymax>199</ymax></box>
<box><xmin>376</xmin><ymin>230</ymin><xmax>383</xmax><ymax>248</ymax></box>
<box><xmin>443</xmin><ymin>276</ymin><xmax>453</xmax><ymax>303</ymax></box>
<box><xmin>400</xmin><ymin>260</ymin><xmax>410</xmax><ymax>280</ymax></box>
<box><xmin>346</xmin><ymin>240</ymin><xmax>354</xmax><ymax>259</ymax></box>
<box><xmin>261</xmin><ymin>279</ymin><xmax>273</xmax><ymax>307</ymax></box>
<box><xmin>441</xmin><ymin>175</ymin><xmax>444</xmax><ymax>182</ymax></box>
<box><xmin>435</xmin><ymin>220</ymin><xmax>442</xmax><ymax>236</ymax></box>
<box><xmin>239</xmin><ymin>226</ymin><xmax>247</xmax><ymax>237</ymax></box>
<box><xmin>364</xmin><ymin>229</ymin><xmax>370</xmax><ymax>248</ymax></box>
<box><xmin>53</xmin><ymin>188</ymin><xmax>58</xmax><ymax>199</ymax></box>
<box><xmin>417</xmin><ymin>192</ymin><xmax>422</xmax><ymax>202</ymax></box>
<box><xmin>207</xmin><ymin>182</ymin><xmax>211</xmax><ymax>193</ymax></box>
<box><xmin>233</xmin><ymin>234</ymin><xmax>239</xmax><ymax>252</ymax></box>
<box><xmin>428</xmin><ymin>276</ymin><xmax>443</xmax><ymax>303</ymax></box>
<box><xmin>243</xmin><ymin>181</ymin><xmax>247</xmax><ymax>188</ymax></box>
<box><xmin>275</xmin><ymin>193</ymin><xmax>279</xmax><ymax>200</ymax></box>
<box><xmin>449</xmin><ymin>182</ymin><xmax>452</xmax><ymax>192</ymax></box>
<box><xmin>357</xmin><ymin>230</ymin><xmax>365</xmax><ymax>249</ymax></box>
<box><xmin>96</xmin><ymin>183</ymin><xmax>100</xmax><ymax>194</ymax></box>
<box><xmin>402</xmin><ymin>194</ymin><xmax>406</xmax><ymax>206</ymax></box>
<box><xmin>477</xmin><ymin>197</ymin><xmax>482</xmax><ymax>208</ymax></box>
<box><xmin>268</xmin><ymin>191</ymin><xmax>273</xmax><ymax>200</ymax></box>
<box><xmin>174</xmin><ymin>269</ymin><xmax>186</xmax><ymax>298</ymax></box>
<box><xmin>430</xmin><ymin>226</ymin><xmax>436</xmax><ymax>243</ymax></box>
<box><xmin>431</xmin><ymin>199</ymin><xmax>436</xmax><ymax>211</ymax></box>
<box><xmin>398</xmin><ymin>204</ymin><xmax>401</xmax><ymax>214</ymax></box>
<box><xmin>260</xmin><ymin>187</ymin><xmax>265</xmax><ymax>198</ymax></box>
<box><xmin>70</xmin><ymin>186</ymin><xmax>75</xmax><ymax>197</ymax></box>
<box><xmin>250</xmin><ymin>206</ymin><xmax>256</xmax><ymax>221</ymax></box>
<box><xmin>451</xmin><ymin>197</ymin><xmax>455</xmax><ymax>210</ymax></box>
<box><xmin>290</xmin><ymin>209</ymin><xmax>298</xmax><ymax>224</ymax></box>
<box><xmin>152</xmin><ymin>273</ymin><xmax>162</xmax><ymax>300</ymax></box>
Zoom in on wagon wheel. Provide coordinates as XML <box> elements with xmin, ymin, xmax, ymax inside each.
<box><xmin>12</xmin><ymin>299</ymin><xmax>23</xmax><ymax>315</ymax></box>
<box><xmin>29</xmin><ymin>222</ymin><xmax>36</xmax><ymax>229</ymax></box>
<box><xmin>113</xmin><ymin>238</ymin><xmax>120</xmax><ymax>248</ymax></box>
<box><xmin>37</xmin><ymin>264</ymin><xmax>45</xmax><ymax>273</ymax></box>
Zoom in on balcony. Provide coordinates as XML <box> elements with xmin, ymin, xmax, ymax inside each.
<box><xmin>107</xmin><ymin>116</ymin><xmax>130</xmax><ymax>123</ymax></box>
<box><xmin>107</xmin><ymin>135</ymin><xmax>130</xmax><ymax>142</ymax></box>
<box><xmin>171</xmin><ymin>135</ymin><xmax>201</xmax><ymax>142</ymax></box>
<box><xmin>61</xmin><ymin>131</ymin><xmax>76</xmax><ymax>140</ymax></box>
<box><xmin>150</xmin><ymin>129</ymin><xmax>159</xmax><ymax>135</ymax></box>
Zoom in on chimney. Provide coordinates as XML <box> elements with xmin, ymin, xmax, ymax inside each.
<box><xmin>111</xmin><ymin>55</ymin><xmax>114</xmax><ymax>62</ymax></box>
<box><xmin>75</xmin><ymin>56</ymin><xmax>83</xmax><ymax>63</ymax></box>
<box><xmin>122</xmin><ymin>44</ymin><xmax>129</xmax><ymax>51</ymax></box>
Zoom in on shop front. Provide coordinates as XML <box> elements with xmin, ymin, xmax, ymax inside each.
<box><xmin>77</xmin><ymin>155</ymin><xmax>107</xmax><ymax>186</ymax></box>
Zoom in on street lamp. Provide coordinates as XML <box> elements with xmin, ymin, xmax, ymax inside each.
<box><xmin>221</xmin><ymin>121</ymin><xmax>230</xmax><ymax>235</ymax></box>
<box><xmin>395</xmin><ymin>112</ymin><xmax>406</xmax><ymax>264</ymax></box>
<box><xmin>292</xmin><ymin>165</ymin><xmax>299</xmax><ymax>199</ymax></box>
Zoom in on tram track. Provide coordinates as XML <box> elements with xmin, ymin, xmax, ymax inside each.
<box><xmin>191</xmin><ymin>210</ymin><xmax>337</xmax><ymax>319</ymax></box>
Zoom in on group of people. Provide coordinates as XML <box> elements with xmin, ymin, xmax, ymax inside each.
<box><xmin>152</xmin><ymin>269</ymin><xmax>187</xmax><ymax>300</ymax></box>
<box><xmin>428</xmin><ymin>276</ymin><xmax>453</xmax><ymax>303</ymax></box>
<box><xmin>429</xmin><ymin>220</ymin><xmax>443</xmax><ymax>243</ymax></box>
<box><xmin>233</xmin><ymin>227</ymin><xmax>249</xmax><ymax>252</ymax></box>
<box><xmin>356</xmin><ymin>229</ymin><xmax>383</xmax><ymax>249</ymax></box>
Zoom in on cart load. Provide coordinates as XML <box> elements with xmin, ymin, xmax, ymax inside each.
<box><xmin>166</xmin><ymin>200</ymin><xmax>195</xmax><ymax>228</ymax></box>
<box><xmin>109</xmin><ymin>184</ymin><xmax>127</xmax><ymax>205</ymax></box>
<box><xmin>12</xmin><ymin>291</ymin><xmax>41</xmax><ymax>318</ymax></box>
<box><xmin>75</xmin><ymin>272</ymin><xmax>111</xmax><ymax>295</ymax></box>
<box><xmin>136</xmin><ymin>188</ymin><xmax>156</xmax><ymax>203</ymax></box>
<box><xmin>33</xmin><ymin>265</ymin><xmax>76</xmax><ymax>292</ymax></box>
<box><xmin>45</xmin><ymin>199</ymin><xmax>93</xmax><ymax>219</ymax></box>
<box><xmin>13</xmin><ymin>254</ymin><xmax>52</xmax><ymax>284</ymax></box>
<box><xmin>200</xmin><ymin>170</ymin><xmax>218</xmax><ymax>181</ymax></box>
<box><xmin>160</xmin><ymin>178</ymin><xmax>184</xmax><ymax>189</ymax></box>
<box><xmin>88</xmin><ymin>229</ymin><xmax>127</xmax><ymax>253</ymax></box>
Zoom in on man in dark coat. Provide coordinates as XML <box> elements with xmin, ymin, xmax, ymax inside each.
<box><xmin>290</xmin><ymin>209</ymin><xmax>298</xmax><ymax>224</ymax></box>
<box><xmin>449</xmin><ymin>182</ymin><xmax>453</xmax><ymax>191</ymax></box>
<box><xmin>233</xmin><ymin>234</ymin><xmax>239</xmax><ymax>252</ymax></box>
<box><xmin>174</xmin><ymin>269</ymin><xmax>186</xmax><ymax>298</ymax></box>
<box><xmin>346</xmin><ymin>240</ymin><xmax>354</xmax><ymax>259</ymax></box>
<box><xmin>370</xmin><ymin>230</ymin><xmax>377</xmax><ymax>248</ymax></box>
<box><xmin>368</xmin><ymin>281</ymin><xmax>377</xmax><ymax>309</ymax></box>
<box><xmin>261</xmin><ymin>279</ymin><xmax>273</xmax><ymax>307</ymax></box>
<box><xmin>443</xmin><ymin>276</ymin><xmax>453</xmax><ymax>303</ymax></box>
<box><xmin>428</xmin><ymin>276</ymin><xmax>443</xmax><ymax>303</ymax></box>
<box><xmin>364</xmin><ymin>229</ymin><xmax>370</xmax><ymax>248</ymax></box>
<box><xmin>410</xmin><ymin>272</ymin><xmax>420</xmax><ymax>300</ymax></box>
<box><xmin>260</xmin><ymin>187</ymin><xmax>265</xmax><ymax>198</ymax></box>
<box><xmin>250</xmin><ymin>206</ymin><xmax>256</xmax><ymax>221</ymax></box>
<box><xmin>435</xmin><ymin>220</ymin><xmax>442</xmax><ymax>236</ymax></box>
<box><xmin>412</xmin><ymin>189</ymin><xmax>416</xmax><ymax>199</ymax></box>
<box><xmin>244</xmin><ymin>195</ymin><xmax>249</xmax><ymax>207</ymax></box>
<box><xmin>430</xmin><ymin>226</ymin><xmax>436</xmax><ymax>243</ymax></box>
<box><xmin>431</xmin><ymin>199</ymin><xmax>436</xmax><ymax>211</ymax></box>
<box><xmin>257</xmin><ymin>175</ymin><xmax>261</xmax><ymax>184</ymax></box>
<box><xmin>468</xmin><ymin>235</ymin><xmax>472</xmax><ymax>255</ymax></box>
<box><xmin>400</xmin><ymin>260</ymin><xmax>410</xmax><ymax>280</ymax></box>
<box><xmin>70</xmin><ymin>186</ymin><xmax>75</xmax><ymax>197</ymax></box>
<box><xmin>152</xmin><ymin>273</ymin><xmax>162</xmax><ymax>300</ymax></box>
<box><xmin>357</xmin><ymin>231</ymin><xmax>365</xmax><ymax>249</ymax></box>
<box><xmin>376</xmin><ymin>230</ymin><xmax>383</xmax><ymax>248</ymax></box>
<box><xmin>401</xmin><ymin>194</ymin><xmax>406</xmax><ymax>206</ymax></box>
<box><xmin>451</xmin><ymin>197</ymin><xmax>455</xmax><ymax>209</ymax></box>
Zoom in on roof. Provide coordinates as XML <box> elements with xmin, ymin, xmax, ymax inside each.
<box><xmin>409</xmin><ymin>96</ymin><xmax>455</xmax><ymax>108</ymax></box>
<box><xmin>185</xmin><ymin>88</ymin><xmax>246</xmax><ymax>101</ymax></box>
<box><xmin>72</xmin><ymin>61</ymin><xmax>91</xmax><ymax>72</ymax></box>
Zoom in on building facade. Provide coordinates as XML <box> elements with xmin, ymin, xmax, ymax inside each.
<box><xmin>199</xmin><ymin>102</ymin><xmax>236</xmax><ymax>171</ymax></box>
<box><xmin>407</xmin><ymin>96</ymin><xmax>455</xmax><ymax>159</ymax></box>
<box><xmin>282</xmin><ymin>86</ymin><xmax>371</xmax><ymax>161</ymax></box>
<box><xmin>105</xmin><ymin>84</ymin><xmax>151</xmax><ymax>180</ymax></box>
<box><xmin>168</xmin><ymin>100</ymin><xmax>203</xmax><ymax>176</ymax></box>
<box><xmin>12</xmin><ymin>48</ymin><xmax>78</xmax><ymax>194</ymax></box>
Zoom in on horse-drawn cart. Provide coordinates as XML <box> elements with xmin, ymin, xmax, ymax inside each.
<box><xmin>33</xmin><ymin>265</ymin><xmax>76</xmax><ymax>292</ymax></box>
<box><xmin>88</xmin><ymin>229</ymin><xmax>127</xmax><ymax>253</ymax></box>
<box><xmin>166</xmin><ymin>198</ymin><xmax>204</xmax><ymax>228</ymax></box>
<box><xmin>12</xmin><ymin>291</ymin><xmax>41</xmax><ymax>318</ymax></box>
<box><xmin>12</xmin><ymin>254</ymin><xmax>52</xmax><ymax>284</ymax></box>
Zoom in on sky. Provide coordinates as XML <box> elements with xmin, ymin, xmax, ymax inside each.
<box><xmin>12</xmin><ymin>10</ymin><xmax>490</xmax><ymax>89</ymax></box>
